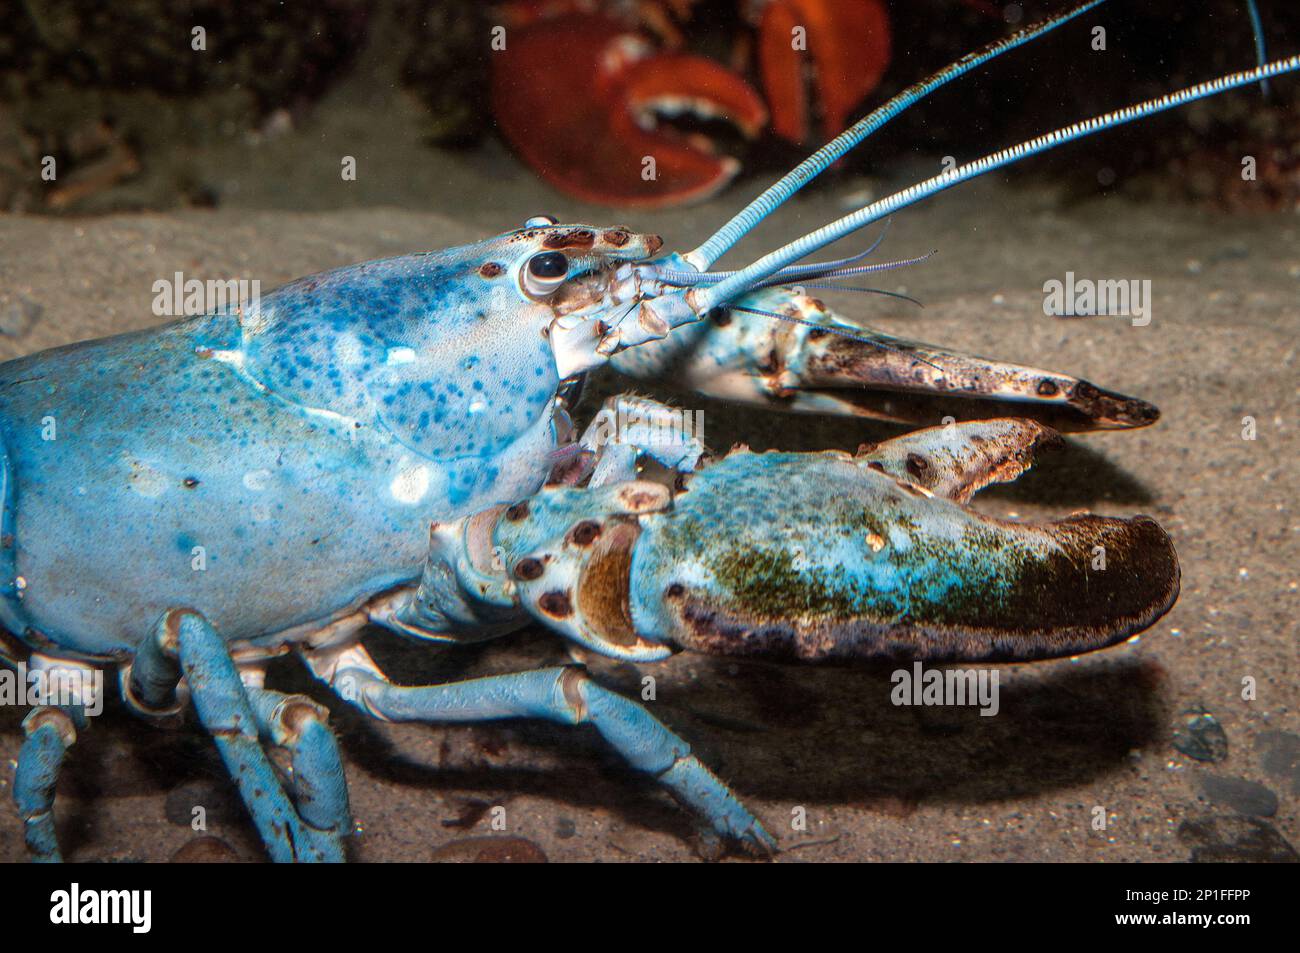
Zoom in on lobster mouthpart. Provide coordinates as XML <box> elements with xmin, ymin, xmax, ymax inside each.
<box><xmin>491</xmin><ymin>14</ymin><xmax>766</xmax><ymax>207</ymax></box>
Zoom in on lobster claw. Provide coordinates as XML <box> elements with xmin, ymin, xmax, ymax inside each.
<box><xmin>792</xmin><ymin>318</ymin><xmax>1162</xmax><ymax>430</ymax></box>
<box><xmin>491</xmin><ymin>14</ymin><xmax>766</xmax><ymax>207</ymax></box>
<box><xmin>756</xmin><ymin>0</ymin><xmax>891</xmax><ymax>145</ymax></box>
<box><xmin>613</xmin><ymin>289</ymin><xmax>1161</xmax><ymax>431</ymax></box>
<box><xmin>502</xmin><ymin>419</ymin><xmax>1179</xmax><ymax>663</ymax></box>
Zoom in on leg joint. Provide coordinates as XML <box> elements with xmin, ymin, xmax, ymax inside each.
<box><xmin>556</xmin><ymin>666</ymin><xmax>590</xmax><ymax>723</ymax></box>
<box><xmin>22</xmin><ymin>706</ymin><xmax>77</xmax><ymax>748</ymax></box>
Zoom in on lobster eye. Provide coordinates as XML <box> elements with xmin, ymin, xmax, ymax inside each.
<box><xmin>522</xmin><ymin>252</ymin><xmax>569</xmax><ymax>297</ymax></box>
<box><xmin>524</xmin><ymin>214</ymin><xmax>558</xmax><ymax>227</ymax></box>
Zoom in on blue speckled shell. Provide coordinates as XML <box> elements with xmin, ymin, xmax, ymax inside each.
<box><xmin>0</xmin><ymin>249</ymin><xmax>561</xmax><ymax>659</ymax></box>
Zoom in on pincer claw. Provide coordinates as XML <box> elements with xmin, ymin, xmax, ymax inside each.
<box><xmin>505</xmin><ymin>419</ymin><xmax>1178</xmax><ymax>667</ymax></box>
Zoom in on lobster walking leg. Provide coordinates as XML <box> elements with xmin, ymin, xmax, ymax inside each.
<box><xmin>162</xmin><ymin>610</ymin><xmax>346</xmax><ymax>862</ymax></box>
<box><xmin>321</xmin><ymin>661</ymin><xmax>776</xmax><ymax>853</ymax></box>
<box><xmin>246</xmin><ymin>688</ymin><xmax>351</xmax><ymax>840</ymax></box>
<box><xmin>13</xmin><ymin>707</ymin><xmax>77</xmax><ymax>863</ymax></box>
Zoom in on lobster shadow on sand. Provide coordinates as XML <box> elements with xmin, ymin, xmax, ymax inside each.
<box><xmin>328</xmin><ymin>630</ymin><xmax>1167</xmax><ymax>852</ymax></box>
<box><xmin>0</xmin><ymin>625</ymin><xmax>1165</xmax><ymax>860</ymax></box>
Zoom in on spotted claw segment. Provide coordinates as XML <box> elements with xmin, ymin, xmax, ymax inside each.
<box><xmin>857</xmin><ymin>417</ymin><xmax>1063</xmax><ymax>504</ymax></box>
<box><xmin>610</xmin><ymin>287</ymin><xmax>1160</xmax><ymax>430</ymax></box>
<box><xmin>496</xmin><ymin>422</ymin><xmax>1179</xmax><ymax>665</ymax></box>
<box><xmin>494</xmin><ymin>479</ymin><xmax>677</xmax><ymax>662</ymax></box>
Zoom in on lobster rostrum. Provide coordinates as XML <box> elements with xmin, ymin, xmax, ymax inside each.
<box><xmin>5</xmin><ymin>0</ymin><xmax>1297</xmax><ymax>860</ymax></box>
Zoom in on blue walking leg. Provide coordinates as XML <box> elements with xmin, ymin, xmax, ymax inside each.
<box><xmin>13</xmin><ymin>707</ymin><xmax>77</xmax><ymax>863</ymax></box>
<box><xmin>159</xmin><ymin>609</ymin><xmax>345</xmax><ymax>862</ymax></box>
<box><xmin>331</xmin><ymin>663</ymin><xmax>775</xmax><ymax>852</ymax></box>
<box><xmin>246</xmin><ymin>688</ymin><xmax>351</xmax><ymax>842</ymax></box>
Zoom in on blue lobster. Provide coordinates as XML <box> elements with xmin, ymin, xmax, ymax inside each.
<box><xmin>4</xmin><ymin>0</ymin><xmax>1295</xmax><ymax>860</ymax></box>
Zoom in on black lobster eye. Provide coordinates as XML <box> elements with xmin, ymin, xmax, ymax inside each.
<box><xmin>528</xmin><ymin>252</ymin><xmax>568</xmax><ymax>278</ymax></box>
<box><xmin>522</xmin><ymin>252</ymin><xmax>569</xmax><ymax>297</ymax></box>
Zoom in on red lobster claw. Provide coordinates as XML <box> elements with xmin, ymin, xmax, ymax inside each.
<box><xmin>492</xmin><ymin>14</ymin><xmax>767</xmax><ymax>207</ymax></box>
<box><xmin>757</xmin><ymin>0</ymin><xmax>891</xmax><ymax>145</ymax></box>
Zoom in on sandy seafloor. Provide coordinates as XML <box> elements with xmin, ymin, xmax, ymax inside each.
<box><xmin>0</xmin><ymin>139</ymin><xmax>1297</xmax><ymax>862</ymax></box>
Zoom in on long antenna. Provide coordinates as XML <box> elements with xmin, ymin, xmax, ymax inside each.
<box><xmin>683</xmin><ymin>0</ymin><xmax>1112</xmax><ymax>271</ymax></box>
<box><xmin>1245</xmin><ymin>0</ymin><xmax>1271</xmax><ymax>95</ymax></box>
<box><xmin>692</xmin><ymin>53</ymin><xmax>1300</xmax><ymax>312</ymax></box>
